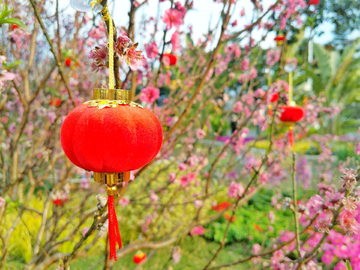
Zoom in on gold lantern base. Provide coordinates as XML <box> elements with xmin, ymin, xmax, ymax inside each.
<box><xmin>94</xmin><ymin>172</ymin><xmax>130</xmax><ymax>196</ymax></box>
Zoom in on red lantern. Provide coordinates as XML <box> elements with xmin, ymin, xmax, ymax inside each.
<box><xmin>65</xmin><ymin>57</ymin><xmax>72</xmax><ymax>67</ymax></box>
<box><xmin>163</xmin><ymin>53</ymin><xmax>177</xmax><ymax>66</ymax></box>
<box><xmin>279</xmin><ymin>105</ymin><xmax>304</xmax><ymax>122</ymax></box>
<box><xmin>309</xmin><ymin>0</ymin><xmax>320</xmax><ymax>5</ymax></box>
<box><xmin>274</xmin><ymin>35</ymin><xmax>285</xmax><ymax>46</ymax></box>
<box><xmin>279</xmin><ymin>105</ymin><xmax>304</xmax><ymax>147</ymax></box>
<box><xmin>133</xmin><ymin>250</ymin><xmax>146</xmax><ymax>264</ymax></box>
<box><xmin>163</xmin><ymin>53</ymin><xmax>177</xmax><ymax>85</ymax></box>
<box><xmin>49</xmin><ymin>97</ymin><xmax>61</xmax><ymax>107</ymax></box>
<box><xmin>268</xmin><ymin>93</ymin><xmax>279</xmax><ymax>116</ymax></box>
<box><xmin>60</xmin><ymin>89</ymin><xmax>163</xmax><ymax>261</ymax></box>
<box><xmin>270</xmin><ymin>93</ymin><xmax>279</xmax><ymax>103</ymax></box>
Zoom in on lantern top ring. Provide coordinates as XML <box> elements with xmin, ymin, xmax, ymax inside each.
<box><xmin>93</xmin><ymin>88</ymin><xmax>131</xmax><ymax>101</ymax></box>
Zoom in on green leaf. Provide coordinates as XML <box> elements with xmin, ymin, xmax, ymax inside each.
<box><xmin>0</xmin><ymin>4</ymin><xmax>29</xmax><ymax>31</ymax></box>
<box><xmin>346</xmin><ymin>260</ymin><xmax>353</xmax><ymax>270</ymax></box>
<box><xmin>0</xmin><ymin>4</ymin><xmax>11</xmax><ymax>21</ymax></box>
<box><xmin>313</xmin><ymin>43</ymin><xmax>331</xmax><ymax>84</ymax></box>
<box><xmin>3</xmin><ymin>60</ymin><xmax>24</xmax><ymax>69</ymax></box>
<box><xmin>0</xmin><ymin>17</ymin><xmax>29</xmax><ymax>31</ymax></box>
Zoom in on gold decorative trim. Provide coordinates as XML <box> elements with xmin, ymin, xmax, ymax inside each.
<box><xmin>94</xmin><ymin>172</ymin><xmax>131</xmax><ymax>185</ymax></box>
<box><xmin>93</xmin><ymin>89</ymin><xmax>131</xmax><ymax>101</ymax></box>
<box><xmin>84</xmin><ymin>99</ymin><xmax>143</xmax><ymax>109</ymax></box>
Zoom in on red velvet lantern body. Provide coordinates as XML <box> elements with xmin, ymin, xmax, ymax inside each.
<box><xmin>274</xmin><ymin>35</ymin><xmax>285</xmax><ymax>46</ymax></box>
<box><xmin>61</xmin><ymin>102</ymin><xmax>162</xmax><ymax>173</ymax></box>
<box><xmin>279</xmin><ymin>105</ymin><xmax>304</xmax><ymax>147</ymax></box>
<box><xmin>279</xmin><ymin>105</ymin><xmax>304</xmax><ymax>123</ymax></box>
<box><xmin>163</xmin><ymin>53</ymin><xmax>177</xmax><ymax>66</ymax></box>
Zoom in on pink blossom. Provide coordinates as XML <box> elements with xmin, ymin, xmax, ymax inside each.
<box><xmin>321</xmin><ymin>251</ymin><xmax>333</xmax><ymax>267</ymax></box>
<box><xmin>172</xmin><ymin>251</ymin><xmax>181</xmax><ymax>264</ymax></box>
<box><xmin>306</xmin><ymin>194</ymin><xmax>324</xmax><ymax>216</ymax></box>
<box><xmin>249</xmin><ymin>67</ymin><xmax>258</xmax><ymax>80</ymax></box>
<box><xmin>0</xmin><ymin>71</ymin><xmax>16</xmax><ymax>88</ymax></box>
<box><xmin>355</xmin><ymin>142</ymin><xmax>360</xmax><ymax>155</ymax></box>
<box><xmin>228</xmin><ymin>181</ymin><xmax>244</xmax><ymax>198</ymax></box>
<box><xmin>0</xmin><ymin>56</ymin><xmax>6</xmax><ymax>65</ymax></box>
<box><xmin>340</xmin><ymin>210</ymin><xmax>359</xmax><ymax>235</ymax></box>
<box><xmin>124</xmin><ymin>45</ymin><xmax>147</xmax><ymax>71</ymax></box>
<box><xmin>0</xmin><ymin>197</ymin><xmax>5</xmax><ymax>208</ymax></box>
<box><xmin>259</xmin><ymin>172</ymin><xmax>270</xmax><ymax>185</ymax></box>
<box><xmin>119</xmin><ymin>196</ymin><xmax>130</xmax><ymax>206</ymax></box>
<box><xmin>179</xmin><ymin>176</ymin><xmax>188</xmax><ymax>187</ymax></box>
<box><xmin>139</xmin><ymin>86</ymin><xmax>160</xmax><ymax>104</ymax></box>
<box><xmin>190</xmin><ymin>226</ymin><xmax>205</xmax><ymax>236</ymax></box>
<box><xmin>271</xmin><ymin>250</ymin><xmax>284</xmax><ymax>264</ymax></box>
<box><xmin>149</xmin><ymin>190</ymin><xmax>158</xmax><ymax>203</ymax></box>
<box><xmin>82</xmin><ymin>227</ymin><xmax>89</xmax><ymax>237</ymax></box>
<box><xmin>340</xmin><ymin>168</ymin><xmax>357</xmax><ymax>190</ymax></box>
<box><xmin>146</xmin><ymin>41</ymin><xmax>158</xmax><ymax>59</ymax></box>
<box><xmin>252</xmin><ymin>243</ymin><xmax>261</xmax><ymax>255</ymax></box>
<box><xmin>187</xmin><ymin>172</ymin><xmax>196</xmax><ymax>182</ymax></box>
<box><xmin>234</xmin><ymin>45</ymin><xmax>241</xmax><ymax>58</ymax></box>
<box><xmin>193</xmin><ymin>200</ymin><xmax>203</xmax><ymax>209</ymax></box>
<box><xmin>8</xmin><ymin>122</ymin><xmax>16</xmax><ymax>133</ymax></box>
<box><xmin>196</xmin><ymin>129</ymin><xmax>206</xmax><ymax>140</ymax></box>
<box><xmin>47</xmin><ymin>112</ymin><xmax>56</xmax><ymax>124</ymax></box>
<box><xmin>114</xmin><ymin>35</ymin><xmax>131</xmax><ymax>57</ymax></box>
<box><xmin>233</xmin><ymin>101</ymin><xmax>243</xmax><ymax>113</ymax></box>
<box><xmin>266</xmin><ymin>49</ymin><xmax>281</xmax><ymax>66</ymax></box>
<box><xmin>169</xmin><ymin>172</ymin><xmax>176</xmax><ymax>182</ymax></box>
<box><xmin>162</xmin><ymin>9</ymin><xmax>183</xmax><ymax>30</ymax></box>
<box><xmin>342</xmin><ymin>196</ymin><xmax>358</xmax><ymax>211</ymax></box>
<box><xmin>315</xmin><ymin>218</ymin><xmax>332</xmax><ymax>234</ymax></box>
<box><xmin>241</xmin><ymin>58</ymin><xmax>250</xmax><ymax>71</ymax></box>
<box><xmin>80</xmin><ymin>178</ymin><xmax>90</xmax><ymax>189</ymax></box>
<box><xmin>268</xmin><ymin>211</ymin><xmax>275</xmax><ymax>223</ymax></box>
<box><xmin>334</xmin><ymin>261</ymin><xmax>346</xmax><ymax>270</ymax></box>
<box><xmin>88</xmin><ymin>44</ymin><xmax>108</xmax><ymax>72</ymax></box>
<box><xmin>178</xmin><ymin>163</ymin><xmax>187</xmax><ymax>171</ymax></box>
<box><xmin>171</xmin><ymin>32</ymin><xmax>181</xmax><ymax>52</ymax></box>
<box><xmin>240</xmin><ymin>8</ymin><xmax>245</xmax><ymax>16</ymax></box>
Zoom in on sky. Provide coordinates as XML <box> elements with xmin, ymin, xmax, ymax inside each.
<box><xmin>65</xmin><ymin>0</ymin><xmax>339</xmax><ymax>49</ymax></box>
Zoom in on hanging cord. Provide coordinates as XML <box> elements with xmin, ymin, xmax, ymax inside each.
<box><xmin>288</xmin><ymin>72</ymin><xmax>294</xmax><ymax>148</ymax></box>
<box><xmin>91</xmin><ymin>1</ymin><xmax>115</xmax><ymax>89</ymax></box>
<box><xmin>288</xmin><ymin>71</ymin><xmax>293</xmax><ymax>106</ymax></box>
<box><xmin>108</xmin><ymin>18</ymin><xmax>115</xmax><ymax>89</ymax></box>
<box><xmin>90</xmin><ymin>1</ymin><xmax>121</xmax><ymax>261</ymax></box>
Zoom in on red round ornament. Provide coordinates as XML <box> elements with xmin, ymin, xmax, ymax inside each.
<box><xmin>65</xmin><ymin>57</ymin><xmax>72</xmax><ymax>67</ymax></box>
<box><xmin>279</xmin><ymin>105</ymin><xmax>304</xmax><ymax>147</ymax></box>
<box><xmin>61</xmin><ymin>90</ymin><xmax>162</xmax><ymax>173</ymax></box>
<box><xmin>270</xmin><ymin>93</ymin><xmax>279</xmax><ymax>103</ymax></box>
<box><xmin>279</xmin><ymin>105</ymin><xmax>304</xmax><ymax>123</ymax></box>
<box><xmin>133</xmin><ymin>251</ymin><xmax>146</xmax><ymax>264</ymax></box>
<box><xmin>163</xmin><ymin>53</ymin><xmax>177</xmax><ymax>66</ymax></box>
<box><xmin>274</xmin><ymin>35</ymin><xmax>285</xmax><ymax>46</ymax></box>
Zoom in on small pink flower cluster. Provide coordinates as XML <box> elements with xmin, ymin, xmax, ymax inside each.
<box><xmin>89</xmin><ymin>35</ymin><xmax>147</xmax><ymax>72</ymax></box>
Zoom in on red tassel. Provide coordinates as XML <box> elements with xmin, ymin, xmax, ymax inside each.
<box><xmin>166</xmin><ymin>71</ymin><xmax>171</xmax><ymax>85</ymax></box>
<box><xmin>108</xmin><ymin>196</ymin><xmax>122</xmax><ymax>261</ymax></box>
<box><xmin>289</xmin><ymin>127</ymin><xmax>294</xmax><ymax>147</ymax></box>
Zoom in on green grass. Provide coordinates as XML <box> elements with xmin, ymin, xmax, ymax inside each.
<box><xmin>58</xmin><ymin>236</ymin><xmax>253</xmax><ymax>270</ymax></box>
